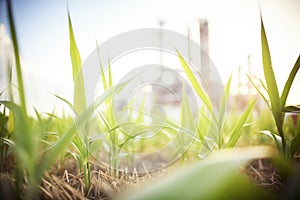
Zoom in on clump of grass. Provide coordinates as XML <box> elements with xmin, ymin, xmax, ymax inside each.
<box><xmin>177</xmin><ymin>51</ymin><xmax>255</xmax><ymax>158</ymax></box>
<box><xmin>1</xmin><ymin>2</ymin><xmax>121</xmax><ymax>198</ymax></box>
<box><xmin>249</xmin><ymin>14</ymin><xmax>300</xmax><ymax>158</ymax></box>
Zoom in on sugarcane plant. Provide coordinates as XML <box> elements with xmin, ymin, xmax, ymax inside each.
<box><xmin>249</xmin><ymin>15</ymin><xmax>300</xmax><ymax>158</ymax></box>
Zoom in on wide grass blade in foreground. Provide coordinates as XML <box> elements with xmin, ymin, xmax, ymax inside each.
<box><xmin>118</xmin><ymin>147</ymin><xmax>275</xmax><ymax>200</ymax></box>
<box><xmin>6</xmin><ymin>0</ymin><xmax>40</xmax><ymax>198</ymax></box>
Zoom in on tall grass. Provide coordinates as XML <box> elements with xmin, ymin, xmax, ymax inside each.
<box><xmin>250</xmin><ymin>15</ymin><xmax>300</xmax><ymax>158</ymax></box>
<box><xmin>1</xmin><ymin>2</ymin><xmax>120</xmax><ymax>198</ymax></box>
<box><xmin>177</xmin><ymin>51</ymin><xmax>255</xmax><ymax>157</ymax></box>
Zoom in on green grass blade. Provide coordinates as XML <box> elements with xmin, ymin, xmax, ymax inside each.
<box><xmin>136</xmin><ymin>95</ymin><xmax>146</xmax><ymax>123</ymax></box>
<box><xmin>281</xmin><ymin>55</ymin><xmax>300</xmax><ymax>107</ymax></box>
<box><xmin>197</xmin><ymin>106</ymin><xmax>211</xmax><ymax>142</ymax></box>
<box><xmin>260</xmin><ymin>130</ymin><xmax>283</xmax><ymax>154</ymax></box>
<box><xmin>96</xmin><ymin>40</ymin><xmax>108</xmax><ymax>90</ymax></box>
<box><xmin>283</xmin><ymin>105</ymin><xmax>300</xmax><ymax>113</ymax></box>
<box><xmin>118</xmin><ymin>147</ymin><xmax>274</xmax><ymax>200</ymax></box>
<box><xmin>7</xmin><ymin>0</ymin><xmax>27</xmax><ymax>112</ymax></box>
<box><xmin>38</xmin><ymin>83</ymin><xmax>126</xmax><ymax>176</ymax></box>
<box><xmin>180</xmin><ymin>88</ymin><xmax>195</xmax><ymax>131</ymax></box>
<box><xmin>260</xmin><ymin>16</ymin><xmax>281</xmax><ymax>113</ymax></box>
<box><xmin>290</xmin><ymin>132</ymin><xmax>300</xmax><ymax>157</ymax></box>
<box><xmin>108</xmin><ymin>57</ymin><xmax>113</xmax><ymax>87</ymax></box>
<box><xmin>226</xmin><ymin>100</ymin><xmax>256</xmax><ymax>148</ymax></box>
<box><xmin>68</xmin><ymin>11</ymin><xmax>87</xmax><ymax>114</ymax></box>
<box><xmin>177</xmin><ymin>50</ymin><xmax>213</xmax><ymax>115</ymax></box>
<box><xmin>54</xmin><ymin>94</ymin><xmax>74</xmax><ymax>112</ymax></box>
<box><xmin>247</xmin><ymin>75</ymin><xmax>271</xmax><ymax>110</ymax></box>
<box><xmin>218</xmin><ymin>75</ymin><xmax>231</xmax><ymax>131</ymax></box>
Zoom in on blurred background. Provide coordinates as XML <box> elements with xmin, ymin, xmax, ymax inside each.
<box><xmin>0</xmin><ymin>0</ymin><xmax>299</xmax><ymax>115</ymax></box>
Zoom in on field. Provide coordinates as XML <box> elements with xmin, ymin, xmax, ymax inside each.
<box><xmin>1</xmin><ymin>1</ymin><xmax>300</xmax><ymax>200</ymax></box>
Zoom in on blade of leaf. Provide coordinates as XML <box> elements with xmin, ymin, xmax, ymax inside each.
<box><xmin>7</xmin><ymin>0</ymin><xmax>26</xmax><ymax>112</ymax></box>
<box><xmin>260</xmin><ymin>130</ymin><xmax>283</xmax><ymax>153</ymax></box>
<box><xmin>218</xmin><ymin>75</ymin><xmax>231</xmax><ymax>131</ymax></box>
<box><xmin>283</xmin><ymin>105</ymin><xmax>300</xmax><ymax>113</ymax></box>
<box><xmin>281</xmin><ymin>55</ymin><xmax>300</xmax><ymax>107</ymax></box>
<box><xmin>260</xmin><ymin>15</ymin><xmax>281</xmax><ymax>113</ymax></box>
<box><xmin>54</xmin><ymin>94</ymin><xmax>74</xmax><ymax>112</ymax></box>
<box><xmin>68</xmin><ymin>11</ymin><xmax>87</xmax><ymax>114</ymax></box>
<box><xmin>290</xmin><ymin>132</ymin><xmax>300</xmax><ymax>157</ymax></box>
<box><xmin>177</xmin><ymin>50</ymin><xmax>213</xmax><ymax>116</ymax></box>
<box><xmin>96</xmin><ymin>40</ymin><xmax>107</xmax><ymax>90</ymax></box>
<box><xmin>118</xmin><ymin>147</ymin><xmax>274</xmax><ymax>200</ymax></box>
<box><xmin>226</xmin><ymin>100</ymin><xmax>256</xmax><ymax>148</ymax></box>
<box><xmin>108</xmin><ymin>57</ymin><xmax>113</xmax><ymax>87</ymax></box>
<box><xmin>38</xmin><ymin>83</ymin><xmax>123</xmax><ymax>176</ymax></box>
<box><xmin>247</xmin><ymin>75</ymin><xmax>271</xmax><ymax>110</ymax></box>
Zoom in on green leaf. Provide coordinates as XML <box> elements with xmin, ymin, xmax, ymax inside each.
<box><xmin>247</xmin><ymin>75</ymin><xmax>271</xmax><ymax>110</ymax></box>
<box><xmin>38</xmin><ymin>83</ymin><xmax>124</xmax><ymax>176</ymax></box>
<box><xmin>281</xmin><ymin>55</ymin><xmax>300</xmax><ymax>107</ymax></box>
<box><xmin>177</xmin><ymin>50</ymin><xmax>214</xmax><ymax>116</ymax></box>
<box><xmin>283</xmin><ymin>105</ymin><xmax>300</xmax><ymax>113</ymax></box>
<box><xmin>118</xmin><ymin>147</ymin><xmax>274</xmax><ymax>200</ymax></box>
<box><xmin>260</xmin><ymin>130</ymin><xmax>283</xmax><ymax>153</ymax></box>
<box><xmin>108</xmin><ymin>57</ymin><xmax>113</xmax><ymax>87</ymax></box>
<box><xmin>68</xmin><ymin>11</ymin><xmax>87</xmax><ymax>114</ymax></box>
<box><xmin>96</xmin><ymin>40</ymin><xmax>108</xmax><ymax>90</ymax></box>
<box><xmin>180</xmin><ymin>88</ymin><xmax>196</xmax><ymax>131</ymax></box>
<box><xmin>197</xmin><ymin>106</ymin><xmax>211</xmax><ymax>142</ymax></box>
<box><xmin>54</xmin><ymin>94</ymin><xmax>74</xmax><ymax>112</ymax></box>
<box><xmin>290</xmin><ymin>132</ymin><xmax>300</xmax><ymax>157</ymax></box>
<box><xmin>218</xmin><ymin>75</ymin><xmax>231</xmax><ymax>132</ymax></box>
<box><xmin>260</xmin><ymin>15</ymin><xmax>281</xmax><ymax>114</ymax></box>
<box><xmin>7</xmin><ymin>0</ymin><xmax>27</xmax><ymax>112</ymax></box>
<box><xmin>226</xmin><ymin>100</ymin><xmax>256</xmax><ymax>148</ymax></box>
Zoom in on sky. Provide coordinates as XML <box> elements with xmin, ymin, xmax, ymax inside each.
<box><xmin>0</xmin><ymin>0</ymin><xmax>300</xmax><ymax>115</ymax></box>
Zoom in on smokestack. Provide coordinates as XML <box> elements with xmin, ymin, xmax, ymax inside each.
<box><xmin>199</xmin><ymin>19</ymin><xmax>210</xmax><ymax>77</ymax></box>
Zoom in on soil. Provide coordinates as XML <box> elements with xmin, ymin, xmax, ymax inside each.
<box><xmin>1</xmin><ymin>154</ymin><xmax>299</xmax><ymax>200</ymax></box>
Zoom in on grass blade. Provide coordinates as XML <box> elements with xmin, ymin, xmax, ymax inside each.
<box><xmin>68</xmin><ymin>11</ymin><xmax>87</xmax><ymax>114</ymax></box>
<box><xmin>260</xmin><ymin>15</ymin><xmax>281</xmax><ymax>113</ymax></box>
<box><xmin>290</xmin><ymin>132</ymin><xmax>300</xmax><ymax>157</ymax></box>
<box><xmin>177</xmin><ymin>50</ymin><xmax>213</xmax><ymax>115</ymax></box>
<box><xmin>96</xmin><ymin>40</ymin><xmax>108</xmax><ymax>90</ymax></box>
<box><xmin>247</xmin><ymin>75</ymin><xmax>271</xmax><ymax>110</ymax></box>
<box><xmin>218</xmin><ymin>75</ymin><xmax>231</xmax><ymax>131</ymax></box>
<box><xmin>108</xmin><ymin>57</ymin><xmax>113</xmax><ymax>87</ymax></box>
<box><xmin>283</xmin><ymin>105</ymin><xmax>300</xmax><ymax>113</ymax></box>
<box><xmin>180</xmin><ymin>88</ymin><xmax>195</xmax><ymax>131</ymax></box>
<box><xmin>281</xmin><ymin>55</ymin><xmax>300</xmax><ymax>107</ymax></box>
<box><xmin>226</xmin><ymin>100</ymin><xmax>256</xmax><ymax>148</ymax></box>
<box><xmin>7</xmin><ymin>0</ymin><xmax>26</xmax><ymax>112</ymax></box>
<box><xmin>118</xmin><ymin>147</ymin><xmax>274</xmax><ymax>200</ymax></box>
<box><xmin>38</xmin><ymin>83</ymin><xmax>126</xmax><ymax>176</ymax></box>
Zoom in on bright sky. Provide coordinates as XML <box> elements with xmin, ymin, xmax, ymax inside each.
<box><xmin>0</xmin><ymin>0</ymin><xmax>299</xmax><ymax>115</ymax></box>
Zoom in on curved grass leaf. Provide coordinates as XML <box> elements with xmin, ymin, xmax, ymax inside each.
<box><xmin>260</xmin><ymin>15</ymin><xmax>281</xmax><ymax>114</ymax></box>
<box><xmin>283</xmin><ymin>105</ymin><xmax>300</xmax><ymax>113</ymax></box>
<box><xmin>177</xmin><ymin>50</ymin><xmax>213</xmax><ymax>116</ymax></box>
<box><xmin>118</xmin><ymin>147</ymin><xmax>275</xmax><ymax>200</ymax></box>
<box><xmin>218</xmin><ymin>75</ymin><xmax>231</xmax><ymax>132</ymax></box>
<box><xmin>68</xmin><ymin>11</ymin><xmax>87</xmax><ymax>114</ymax></box>
<box><xmin>226</xmin><ymin>100</ymin><xmax>256</xmax><ymax>148</ymax></box>
<box><xmin>281</xmin><ymin>55</ymin><xmax>300</xmax><ymax>107</ymax></box>
<box><xmin>38</xmin><ymin>83</ymin><xmax>125</xmax><ymax>177</ymax></box>
<box><xmin>290</xmin><ymin>132</ymin><xmax>300</xmax><ymax>157</ymax></box>
<box><xmin>260</xmin><ymin>130</ymin><xmax>283</xmax><ymax>154</ymax></box>
<box><xmin>7</xmin><ymin>0</ymin><xmax>26</xmax><ymax>112</ymax></box>
<box><xmin>247</xmin><ymin>75</ymin><xmax>271</xmax><ymax>110</ymax></box>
